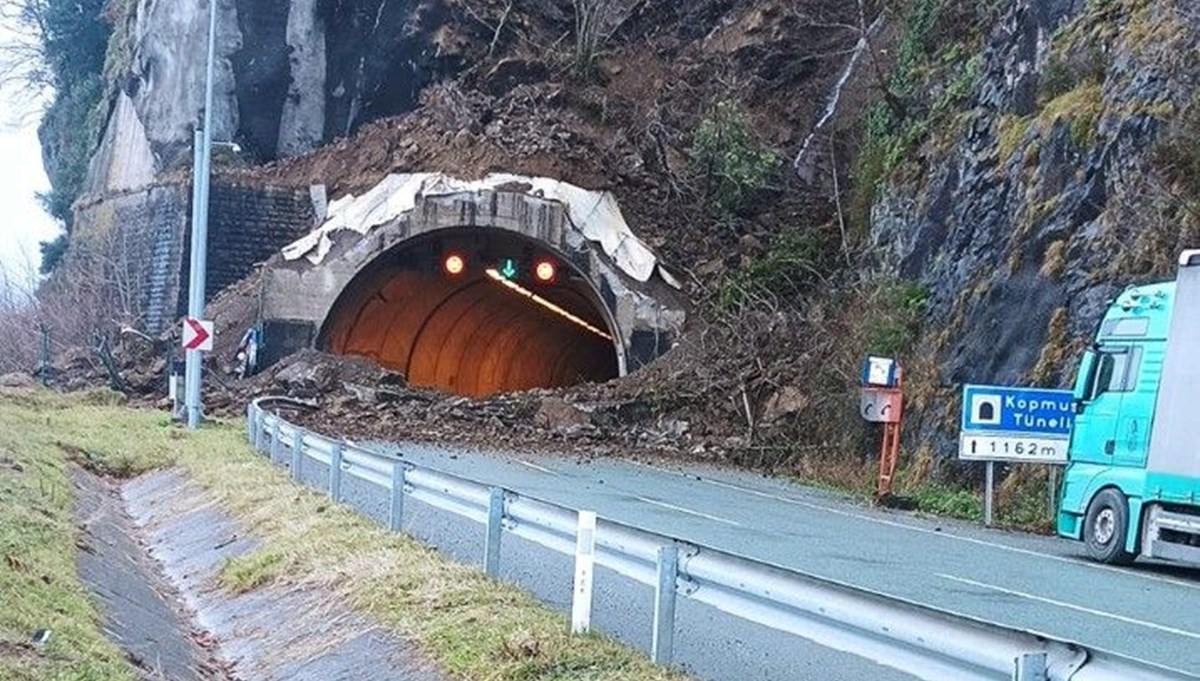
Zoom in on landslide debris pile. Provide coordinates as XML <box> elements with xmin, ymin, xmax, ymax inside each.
<box><xmin>253</xmin><ymin>313</ymin><xmax>841</xmax><ymax>468</ymax></box>
<box><xmin>229</xmin><ymin>0</ymin><xmax>859</xmax><ymax>279</ymax></box>
<box><xmin>186</xmin><ymin>0</ymin><xmax>880</xmax><ymax>465</ymax></box>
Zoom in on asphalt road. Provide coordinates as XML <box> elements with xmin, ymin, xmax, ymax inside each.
<box><xmin>349</xmin><ymin>441</ymin><xmax>1200</xmax><ymax>679</ymax></box>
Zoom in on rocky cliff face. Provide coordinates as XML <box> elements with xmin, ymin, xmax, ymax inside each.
<box><xmin>88</xmin><ymin>0</ymin><xmax>467</xmax><ymax>193</ymax></box>
<box><xmin>869</xmin><ymin>0</ymin><xmax>1200</xmax><ymax>452</ymax></box>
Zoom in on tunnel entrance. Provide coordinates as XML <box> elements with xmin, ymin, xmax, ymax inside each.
<box><xmin>319</xmin><ymin>229</ymin><xmax>621</xmax><ymax>397</ymax></box>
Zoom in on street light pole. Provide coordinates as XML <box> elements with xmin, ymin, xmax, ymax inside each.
<box><xmin>185</xmin><ymin>0</ymin><xmax>219</xmax><ymax>430</ymax></box>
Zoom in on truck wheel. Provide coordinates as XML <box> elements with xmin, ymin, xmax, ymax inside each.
<box><xmin>1083</xmin><ymin>489</ymin><xmax>1136</xmax><ymax>565</ymax></box>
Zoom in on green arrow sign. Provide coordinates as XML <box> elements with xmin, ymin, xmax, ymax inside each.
<box><xmin>499</xmin><ymin>258</ymin><xmax>519</xmax><ymax>280</ymax></box>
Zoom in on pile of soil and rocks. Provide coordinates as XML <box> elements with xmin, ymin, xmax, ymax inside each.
<box><xmin>41</xmin><ymin>335</ymin><xmax>171</xmax><ymax>398</ymax></box>
<box><xmin>245</xmin><ymin>307</ymin><xmax>871</xmax><ymax>469</ymax></box>
<box><xmin>29</xmin><ymin>303</ymin><xmax>874</xmax><ymax>474</ymax></box>
<box><xmin>224</xmin><ymin>0</ymin><xmax>866</xmax><ymax>283</ymax></box>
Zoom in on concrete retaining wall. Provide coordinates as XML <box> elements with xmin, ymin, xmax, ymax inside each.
<box><xmin>70</xmin><ymin>179</ymin><xmax>317</xmax><ymax>334</ymax></box>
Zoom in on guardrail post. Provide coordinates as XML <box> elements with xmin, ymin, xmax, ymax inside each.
<box><xmin>246</xmin><ymin>404</ymin><xmax>254</xmax><ymax>443</ymax></box>
<box><xmin>571</xmin><ymin>511</ymin><xmax>598</xmax><ymax>635</ymax></box>
<box><xmin>269</xmin><ymin>418</ymin><xmax>282</xmax><ymax>464</ymax></box>
<box><xmin>389</xmin><ymin>463</ymin><xmax>406</xmax><ymax>532</ymax></box>
<box><xmin>652</xmin><ymin>545</ymin><xmax>678</xmax><ymax>665</ymax></box>
<box><xmin>254</xmin><ymin>410</ymin><xmax>267</xmax><ymax>453</ymax></box>
<box><xmin>985</xmin><ymin>461</ymin><xmax>996</xmax><ymax>527</ymax></box>
<box><xmin>1013</xmin><ymin>652</ymin><xmax>1047</xmax><ymax>681</ymax></box>
<box><xmin>329</xmin><ymin>444</ymin><xmax>344</xmax><ymax>502</ymax></box>
<box><xmin>290</xmin><ymin>429</ymin><xmax>303</xmax><ymax>483</ymax></box>
<box><xmin>484</xmin><ymin>487</ymin><xmax>504</xmax><ymax>578</ymax></box>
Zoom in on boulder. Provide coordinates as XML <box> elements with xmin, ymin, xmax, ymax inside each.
<box><xmin>534</xmin><ymin>397</ymin><xmax>591</xmax><ymax>433</ymax></box>
<box><xmin>762</xmin><ymin>386</ymin><xmax>809</xmax><ymax>424</ymax></box>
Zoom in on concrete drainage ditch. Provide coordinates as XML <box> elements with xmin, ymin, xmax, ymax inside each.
<box><xmin>74</xmin><ymin>468</ymin><xmax>441</xmax><ymax>681</ymax></box>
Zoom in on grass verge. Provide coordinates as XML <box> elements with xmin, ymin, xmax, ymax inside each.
<box><xmin>0</xmin><ymin>388</ymin><xmax>688</xmax><ymax>681</ymax></box>
<box><xmin>0</xmin><ymin>390</ymin><xmax>140</xmax><ymax>681</ymax></box>
<box><xmin>794</xmin><ymin>454</ymin><xmax>1057</xmax><ymax>533</ymax></box>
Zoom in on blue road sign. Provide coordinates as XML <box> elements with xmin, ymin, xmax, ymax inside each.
<box><xmin>961</xmin><ymin>385</ymin><xmax>1075</xmax><ymax>437</ymax></box>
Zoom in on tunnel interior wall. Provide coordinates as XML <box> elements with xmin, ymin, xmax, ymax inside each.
<box><xmin>319</xmin><ymin>230</ymin><xmax>621</xmax><ymax>396</ymax></box>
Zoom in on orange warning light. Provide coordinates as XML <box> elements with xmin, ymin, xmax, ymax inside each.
<box><xmin>443</xmin><ymin>253</ymin><xmax>467</xmax><ymax>277</ymax></box>
<box><xmin>534</xmin><ymin>259</ymin><xmax>557</xmax><ymax>284</ymax></box>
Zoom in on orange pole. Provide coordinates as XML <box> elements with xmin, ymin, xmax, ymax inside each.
<box><xmin>876</xmin><ymin>369</ymin><xmax>904</xmax><ymax>499</ymax></box>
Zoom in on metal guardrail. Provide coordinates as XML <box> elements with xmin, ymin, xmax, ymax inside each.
<box><xmin>247</xmin><ymin>398</ymin><xmax>1191</xmax><ymax>681</ymax></box>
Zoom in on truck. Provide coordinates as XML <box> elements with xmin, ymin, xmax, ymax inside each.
<box><xmin>1058</xmin><ymin>250</ymin><xmax>1200</xmax><ymax>566</ymax></box>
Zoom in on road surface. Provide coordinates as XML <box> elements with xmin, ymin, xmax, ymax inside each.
<box><xmin>359</xmin><ymin>441</ymin><xmax>1200</xmax><ymax>678</ymax></box>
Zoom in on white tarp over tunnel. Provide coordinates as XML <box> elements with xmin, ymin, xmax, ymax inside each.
<box><xmin>282</xmin><ymin>173</ymin><xmax>668</xmax><ymax>284</ymax></box>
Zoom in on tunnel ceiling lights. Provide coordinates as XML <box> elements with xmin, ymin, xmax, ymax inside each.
<box><xmin>456</xmin><ymin>255</ymin><xmax>558</xmax><ymax>285</ymax></box>
<box><xmin>443</xmin><ymin>252</ymin><xmax>467</xmax><ymax>277</ymax></box>
<box><xmin>534</xmin><ymin>259</ymin><xmax>558</xmax><ymax>284</ymax></box>
<box><xmin>485</xmin><ymin>269</ymin><xmax>614</xmax><ymax>342</ymax></box>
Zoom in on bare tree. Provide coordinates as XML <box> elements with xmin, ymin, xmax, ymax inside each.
<box><xmin>572</xmin><ymin>0</ymin><xmax>627</xmax><ymax>74</ymax></box>
<box><xmin>39</xmin><ymin>226</ymin><xmax>147</xmax><ymax>341</ymax></box>
<box><xmin>0</xmin><ymin>0</ymin><xmax>53</xmax><ymax>103</ymax></box>
<box><xmin>0</xmin><ymin>252</ymin><xmax>42</xmax><ymax>373</ymax></box>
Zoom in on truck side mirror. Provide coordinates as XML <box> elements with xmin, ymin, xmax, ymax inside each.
<box><xmin>1073</xmin><ymin>351</ymin><xmax>1098</xmax><ymax>410</ymax></box>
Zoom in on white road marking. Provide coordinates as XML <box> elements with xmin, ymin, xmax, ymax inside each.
<box><xmin>937</xmin><ymin>573</ymin><xmax>1200</xmax><ymax>641</ymax></box>
<box><xmin>636</xmin><ymin>496</ymin><xmax>742</xmax><ymax>527</ymax></box>
<box><xmin>628</xmin><ymin>461</ymin><xmax>1200</xmax><ymax>593</ymax></box>
<box><xmin>515</xmin><ymin>459</ymin><xmax>558</xmax><ymax>475</ymax></box>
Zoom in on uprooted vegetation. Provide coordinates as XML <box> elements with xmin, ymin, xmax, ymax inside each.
<box><xmin>0</xmin><ymin>225</ymin><xmax>173</xmax><ymax>393</ymax></box>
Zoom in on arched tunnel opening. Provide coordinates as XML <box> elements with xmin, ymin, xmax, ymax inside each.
<box><xmin>319</xmin><ymin>229</ymin><xmax>622</xmax><ymax>398</ymax></box>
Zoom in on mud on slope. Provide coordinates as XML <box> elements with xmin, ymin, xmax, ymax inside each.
<box><xmin>226</xmin><ymin>0</ymin><xmax>867</xmax><ymax>278</ymax></box>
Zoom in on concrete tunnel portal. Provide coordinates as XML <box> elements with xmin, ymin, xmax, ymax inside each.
<box><xmin>257</xmin><ymin>176</ymin><xmax>687</xmax><ymax>400</ymax></box>
<box><xmin>319</xmin><ymin>229</ymin><xmax>622</xmax><ymax>398</ymax></box>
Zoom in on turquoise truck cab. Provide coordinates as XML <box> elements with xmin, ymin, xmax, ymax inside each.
<box><xmin>1058</xmin><ymin>250</ymin><xmax>1200</xmax><ymax>566</ymax></box>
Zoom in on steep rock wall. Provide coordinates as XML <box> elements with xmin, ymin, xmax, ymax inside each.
<box><xmin>870</xmin><ymin>0</ymin><xmax>1200</xmax><ymax>452</ymax></box>
<box><xmin>94</xmin><ymin>0</ymin><xmax>465</xmax><ymax>190</ymax></box>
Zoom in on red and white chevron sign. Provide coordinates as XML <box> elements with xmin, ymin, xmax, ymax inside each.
<box><xmin>182</xmin><ymin>318</ymin><xmax>214</xmax><ymax>352</ymax></box>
